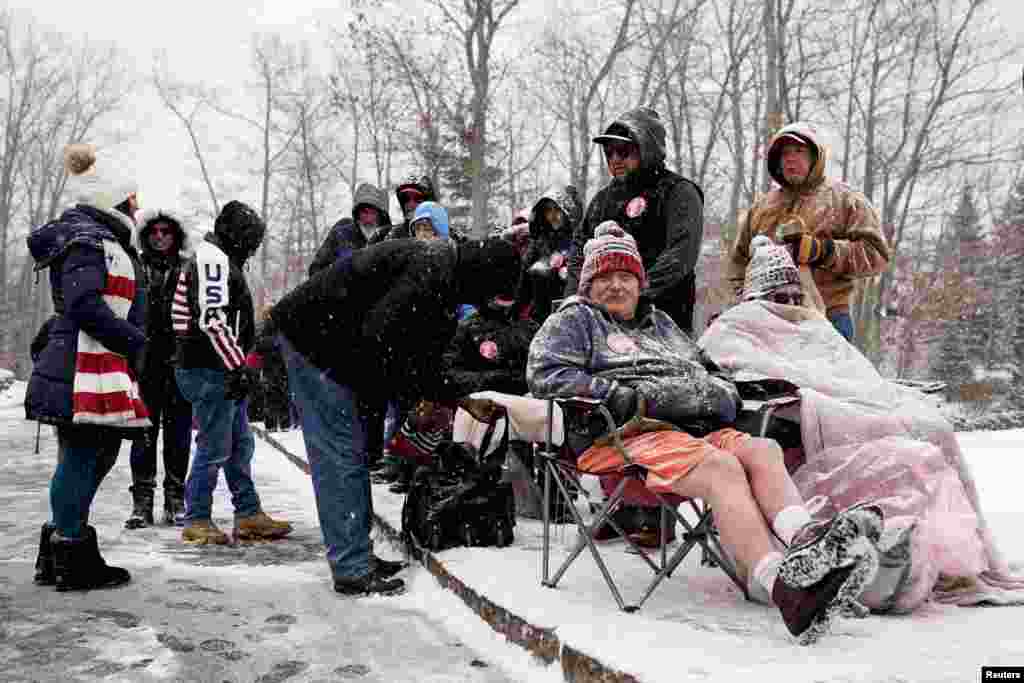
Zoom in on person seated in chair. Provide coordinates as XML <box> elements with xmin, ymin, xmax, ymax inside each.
<box><xmin>698</xmin><ymin>236</ymin><xmax>1024</xmax><ymax>612</ymax></box>
<box><xmin>526</xmin><ymin>221</ymin><xmax>885</xmax><ymax>645</ymax></box>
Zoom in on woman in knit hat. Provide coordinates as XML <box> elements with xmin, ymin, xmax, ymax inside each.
<box><xmin>25</xmin><ymin>143</ymin><xmax>147</xmax><ymax>592</ymax></box>
<box><xmin>527</xmin><ymin>221</ymin><xmax>886</xmax><ymax>645</ymax></box>
<box><xmin>698</xmin><ymin>237</ymin><xmax>1024</xmax><ymax>613</ymax></box>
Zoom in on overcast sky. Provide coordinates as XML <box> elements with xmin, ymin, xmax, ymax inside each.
<box><xmin>5</xmin><ymin>0</ymin><xmax>1024</xmax><ymax>221</ymax></box>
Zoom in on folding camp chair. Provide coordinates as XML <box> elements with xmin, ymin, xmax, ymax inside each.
<box><xmin>537</xmin><ymin>397</ymin><xmax>749</xmax><ymax>612</ymax></box>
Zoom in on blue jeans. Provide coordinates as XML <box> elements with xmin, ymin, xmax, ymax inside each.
<box><xmin>175</xmin><ymin>367</ymin><xmax>261</xmax><ymax>522</ymax></box>
<box><xmin>51</xmin><ymin>426</ymin><xmax>122</xmax><ymax>537</ymax></box>
<box><xmin>278</xmin><ymin>336</ymin><xmax>372</xmax><ymax>579</ymax></box>
<box><xmin>828</xmin><ymin>311</ymin><xmax>855</xmax><ymax>342</ymax></box>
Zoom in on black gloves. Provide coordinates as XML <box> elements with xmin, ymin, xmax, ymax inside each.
<box><xmin>225</xmin><ymin>366</ymin><xmax>259</xmax><ymax>401</ymax></box>
<box><xmin>605</xmin><ymin>384</ymin><xmax>639</xmax><ymax>426</ymax></box>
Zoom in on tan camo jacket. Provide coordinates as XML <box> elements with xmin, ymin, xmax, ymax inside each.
<box><xmin>727</xmin><ymin>122</ymin><xmax>890</xmax><ymax>315</ymax></box>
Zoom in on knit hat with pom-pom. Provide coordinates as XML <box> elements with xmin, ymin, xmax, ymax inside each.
<box><xmin>63</xmin><ymin>143</ymin><xmax>137</xmax><ymax>212</ymax></box>
<box><xmin>578</xmin><ymin>221</ymin><xmax>647</xmax><ymax>296</ymax></box>
<box><xmin>741</xmin><ymin>234</ymin><xmax>800</xmax><ymax>301</ymax></box>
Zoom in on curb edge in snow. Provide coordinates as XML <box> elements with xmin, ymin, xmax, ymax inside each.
<box><xmin>252</xmin><ymin>426</ymin><xmax>641</xmax><ymax>683</ymax></box>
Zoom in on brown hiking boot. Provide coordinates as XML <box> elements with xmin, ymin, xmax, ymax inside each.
<box><xmin>182</xmin><ymin>520</ymin><xmax>229</xmax><ymax>545</ymax></box>
<box><xmin>235</xmin><ymin>511</ymin><xmax>293</xmax><ymax>541</ymax></box>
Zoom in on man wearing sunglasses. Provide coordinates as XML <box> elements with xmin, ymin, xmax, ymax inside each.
<box><xmin>124</xmin><ymin>210</ymin><xmax>194</xmax><ymax>529</ymax></box>
<box><xmin>375</xmin><ymin>174</ymin><xmax>439</xmax><ymax>241</ymax></box>
<box><xmin>727</xmin><ymin>123</ymin><xmax>890</xmax><ymax>342</ymax></box>
<box><xmin>565</xmin><ymin>107</ymin><xmax>704</xmax><ymax>338</ymax></box>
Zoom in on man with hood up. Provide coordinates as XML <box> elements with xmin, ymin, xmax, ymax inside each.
<box><xmin>566</xmin><ymin>107</ymin><xmax>704</xmax><ymax>335</ymax></box>
<box><xmin>378</xmin><ymin>174</ymin><xmax>438</xmax><ymax>241</ymax></box>
<box><xmin>125</xmin><ymin>209</ymin><xmax>193</xmax><ymax>529</ymax></box>
<box><xmin>517</xmin><ymin>185</ymin><xmax>582</xmax><ymax>323</ymax></box>
<box><xmin>262</xmin><ymin>236</ymin><xmax>521</xmax><ymax>596</ymax></box>
<box><xmin>172</xmin><ymin>200</ymin><xmax>293</xmax><ymax>546</ymax></box>
<box><xmin>726</xmin><ymin>122</ymin><xmax>890</xmax><ymax>341</ymax></box>
<box><xmin>308</xmin><ymin>182</ymin><xmax>392</xmax><ymax>277</ymax></box>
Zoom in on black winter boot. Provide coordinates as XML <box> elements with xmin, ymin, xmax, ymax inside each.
<box><xmin>125</xmin><ymin>485</ymin><xmax>155</xmax><ymax>529</ymax></box>
<box><xmin>53</xmin><ymin>526</ymin><xmax>131</xmax><ymax>592</ymax></box>
<box><xmin>33</xmin><ymin>523</ymin><xmax>56</xmax><ymax>586</ymax></box>
<box><xmin>163</xmin><ymin>494</ymin><xmax>185</xmax><ymax>526</ymax></box>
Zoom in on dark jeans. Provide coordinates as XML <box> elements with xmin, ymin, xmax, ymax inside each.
<box><xmin>828</xmin><ymin>311</ymin><xmax>855</xmax><ymax>342</ymax></box>
<box><xmin>175</xmin><ymin>367</ymin><xmax>261</xmax><ymax>522</ymax></box>
<box><xmin>50</xmin><ymin>425</ymin><xmax>122</xmax><ymax>538</ymax></box>
<box><xmin>279</xmin><ymin>335</ymin><xmax>372</xmax><ymax>579</ymax></box>
<box><xmin>129</xmin><ymin>365</ymin><xmax>192</xmax><ymax>499</ymax></box>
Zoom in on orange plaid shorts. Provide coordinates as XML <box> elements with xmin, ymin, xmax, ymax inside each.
<box><xmin>577</xmin><ymin>427</ymin><xmax>752</xmax><ymax>493</ymax></box>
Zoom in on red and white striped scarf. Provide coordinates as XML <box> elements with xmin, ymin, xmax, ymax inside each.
<box><xmin>71</xmin><ymin>239</ymin><xmax>151</xmax><ymax>428</ymax></box>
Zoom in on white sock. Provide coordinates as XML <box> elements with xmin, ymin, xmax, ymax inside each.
<box><xmin>772</xmin><ymin>505</ymin><xmax>812</xmax><ymax>546</ymax></box>
<box><xmin>749</xmin><ymin>551</ymin><xmax>784</xmax><ymax>605</ymax></box>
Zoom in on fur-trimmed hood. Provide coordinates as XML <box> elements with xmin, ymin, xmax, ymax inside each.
<box><xmin>135</xmin><ymin>207</ymin><xmax>191</xmax><ymax>260</ymax></box>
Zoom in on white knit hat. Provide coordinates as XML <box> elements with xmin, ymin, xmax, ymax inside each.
<box><xmin>63</xmin><ymin>143</ymin><xmax>137</xmax><ymax>212</ymax></box>
<box><xmin>578</xmin><ymin>221</ymin><xmax>647</xmax><ymax>296</ymax></box>
<box><xmin>741</xmin><ymin>235</ymin><xmax>800</xmax><ymax>301</ymax></box>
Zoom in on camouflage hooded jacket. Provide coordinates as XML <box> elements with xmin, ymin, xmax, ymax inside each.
<box><xmin>727</xmin><ymin>122</ymin><xmax>890</xmax><ymax>315</ymax></box>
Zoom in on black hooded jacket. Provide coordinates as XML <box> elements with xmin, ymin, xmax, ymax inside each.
<box><xmin>379</xmin><ymin>174</ymin><xmax>438</xmax><ymax>241</ymax></box>
<box><xmin>566</xmin><ymin>108</ymin><xmax>704</xmax><ymax>334</ymax></box>
<box><xmin>172</xmin><ymin>233</ymin><xmax>257</xmax><ymax>370</ymax></box>
<box><xmin>135</xmin><ymin>209</ymin><xmax>189</xmax><ymax>377</ymax></box>
<box><xmin>265</xmin><ymin>238</ymin><xmax>521</xmax><ymax>406</ymax></box>
<box><xmin>516</xmin><ymin>186</ymin><xmax>582</xmax><ymax>323</ymax></box>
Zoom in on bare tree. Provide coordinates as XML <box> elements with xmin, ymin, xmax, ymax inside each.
<box><xmin>0</xmin><ymin>12</ymin><xmax>132</xmax><ymax>377</ymax></box>
<box><xmin>427</xmin><ymin>0</ymin><xmax>521</xmax><ymax>233</ymax></box>
<box><xmin>152</xmin><ymin>53</ymin><xmax>224</xmax><ymax>219</ymax></box>
<box><xmin>534</xmin><ymin>0</ymin><xmax>638</xmax><ymax>201</ymax></box>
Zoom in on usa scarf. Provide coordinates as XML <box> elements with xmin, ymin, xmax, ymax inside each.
<box><xmin>71</xmin><ymin>239</ymin><xmax>151</xmax><ymax>428</ymax></box>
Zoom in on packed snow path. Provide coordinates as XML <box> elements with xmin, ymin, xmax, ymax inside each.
<box><xmin>0</xmin><ymin>400</ymin><xmax>538</xmax><ymax>683</ymax></box>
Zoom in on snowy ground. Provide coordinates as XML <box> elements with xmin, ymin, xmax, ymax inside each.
<box><xmin>266</xmin><ymin>428</ymin><xmax>1024</xmax><ymax>683</ymax></box>
<box><xmin>3</xmin><ymin>373</ymin><xmax>1023</xmax><ymax>682</ymax></box>
<box><xmin>0</xmin><ymin>381</ymin><xmax>560</xmax><ymax>683</ymax></box>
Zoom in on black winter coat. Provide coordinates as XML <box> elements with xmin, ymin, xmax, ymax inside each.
<box><xmin>264</xmin><ymin>239</ymin><xmax>521</xmax><ymax>406</ymax></box>
<box><xmin>442</xmin><ymin>311</ymin><xmax>539</xmax><ymax>397</ymax></box>
<box><xmin>173</xmin><ymin>233</ymin><xmax>256</xmax><ymax>370</ymax></box>
<box><xmin>566</xmin><ymin>108</ymin><xmax>704</xmax><ymax>334</ymax></box>
<box><xmin>24</xmin><ymin>205</ymin><xmax>147</xmax><ymax>426</ymax></box>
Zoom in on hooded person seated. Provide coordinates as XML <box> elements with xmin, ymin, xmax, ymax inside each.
<box><xmin>444</xmin><ymin>296</ymin><xmax>539</xmax><ymax>398</ymax></box>
<box><xmin>526</xmin><ymin>221</ymin><xmax>886</xmax><ymax>645</ymax></box>
<box><xmin>698</xmin><ymin>236</ymin><xmax>1024</xmax><ymax>612</ymax></box>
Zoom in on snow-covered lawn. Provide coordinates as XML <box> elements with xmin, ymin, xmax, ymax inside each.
<box><xmin>263</xmin><ymin>426</ymin><xmax>1024</xmax><ymax>683</ymax></box>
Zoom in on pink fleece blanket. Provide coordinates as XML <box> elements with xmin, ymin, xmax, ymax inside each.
<box><xmin>699</xmin><ymin>301</ymin><xmax>1024</xmax><ymax>608</ymax></box>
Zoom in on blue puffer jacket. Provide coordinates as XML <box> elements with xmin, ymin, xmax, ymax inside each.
<box><xmin>24</xmin><ymin>205</ymin><xmax>147</xmax><ymax>427</ymax></box>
